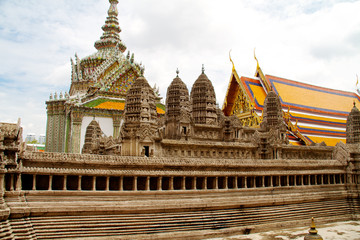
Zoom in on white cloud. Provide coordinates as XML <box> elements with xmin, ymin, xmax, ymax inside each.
<box><xmin>1</xmin><ymin>0</ymin><xmax>360</xmax><ymax>139</ymax></box>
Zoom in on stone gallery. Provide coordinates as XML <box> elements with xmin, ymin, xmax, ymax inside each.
<box><xmin>0</xmin><ymin>0</ymin><xmax>359</xmax><ymax>239</ymax></box>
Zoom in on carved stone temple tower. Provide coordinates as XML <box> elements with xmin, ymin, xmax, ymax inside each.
<box><xmin>261</xmin><ymin>89</ymin><xmax>286</xmax><ymax>132</ymax></box>
<box><xmin>346</xmin><ymin>103</ymin><xmax>360</xmax><ymax>144</ymax></box>
<box><xmin>191</xmin><ymin>66</ymin><xmax>217</xmax><ymax>125</ymax></box>
<box><xmin>121</xmin><ymin>76</ymin><xmax>158</xmax><ymax>156</ymax></box>
<box><xmin>165</xmin><ymin>70</ymin><xmax>191</xmax><ymax>139</ymax></box>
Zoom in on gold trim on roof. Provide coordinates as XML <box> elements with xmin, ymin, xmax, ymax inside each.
<box><xmin>222</xmin><ymin>53</ymin><xmax>261</xmax><ymax>127</ymax></box>
<box><xmin>254</xmin><ymin>49</ymin><xmax>271</xmax><ymax>93</ymax></box>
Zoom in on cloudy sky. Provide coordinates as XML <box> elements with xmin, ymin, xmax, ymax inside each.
<box><xmin>1</xmin><ymin>0</ymin><xmax>360</xmax><ymax>140</ymax></box>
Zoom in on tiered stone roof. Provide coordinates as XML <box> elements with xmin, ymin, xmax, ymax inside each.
<box><xmin>123</xmin><ymin>77</ymin><xmax>158</xmax><ymax>138</ymax></box>
<box><xmin>166</xmin><ymin>70</ymin><xmax>190</xmax><ymax>122</ymax></box>
<box><xmin>261</xmin><ymin>90</ymin><xmax>286</xmax><ymax>131</ymax></box>
<box><xmin>191</xmin><ymin>66</ymin><xmax>217</xmax><ymax>125</ymax></box>
<box><xmin>82</xmin><ymin>119</ymin><xmax>102</xmax><ymax>154</ymax></box>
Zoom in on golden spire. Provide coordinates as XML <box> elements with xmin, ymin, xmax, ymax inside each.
<box><xmin>229</xmin><ymin>49</ymin><xmax>235</xmax><ymax>71</ymax></box>
<box><xmin>254</xmin><ymin>48</ymin><xmax>259</xmax><ymax>69</ymax></box>
<box><xmin>304</xmin><ymin>217</ymin><xmax>323</xmax><ymax>240</ymax></box>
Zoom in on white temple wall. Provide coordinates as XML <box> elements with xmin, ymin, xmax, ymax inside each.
<box><xmin>80</xmin><ymin>116</ymin><xmax>114</xmax><ymax>151</ymax></box>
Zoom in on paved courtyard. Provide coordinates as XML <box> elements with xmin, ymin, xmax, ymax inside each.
<box><xmin>209</xmin><ymin>221</ymin><xmax>360</xmax><ymax>240</ymax></box>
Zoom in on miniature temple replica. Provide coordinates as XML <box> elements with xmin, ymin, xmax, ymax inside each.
<box><xmin>0</xmin><ymin>0</ymin><xmax>359</xmax><ymax>239</ymax></box>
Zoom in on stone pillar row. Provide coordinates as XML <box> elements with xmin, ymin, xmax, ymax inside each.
<box><xmin>2</xmin><ymin>173</ymin><xmax>349</xmax><ymax>192</ymax></box>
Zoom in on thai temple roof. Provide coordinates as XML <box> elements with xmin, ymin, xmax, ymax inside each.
<box><xmin>223</xmin><ymin>57</ymin><xmax>359</xmax><ymax>146</ymax></box>
<box><xmin>81</xmin><ymin>97</ymin><xmax>165</xmax><ymax>114</ymax></box>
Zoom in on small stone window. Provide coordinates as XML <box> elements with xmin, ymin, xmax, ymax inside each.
<box><xmin>182</xmin><ymin>126</ymin><xmax>187</xmax><ymax>134</ymax></box>
<box><xmin>144</xmin><ymin>146</ymin><xmax>149</xmax><ymax>157</ymax></box>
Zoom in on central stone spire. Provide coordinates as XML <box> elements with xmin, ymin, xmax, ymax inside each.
<box><xmin>94</xmin><ymin>0</ymin><xmax>126</xmax><ymax>53</ymax></box>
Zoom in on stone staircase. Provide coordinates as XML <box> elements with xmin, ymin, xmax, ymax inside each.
<box><xmin>6</xmin><ymin>199</ymin><xmax>356</xmax><ymax>239</ymax></box>
<box><xmin>0</xmin><ymin>219</ymin><xmax>14</xmax><ymax>239</ymax></box>
<box><xmin>9</xmin><ymin>217</ymin><xmax>36</xmax><ymax>240</ymax></box>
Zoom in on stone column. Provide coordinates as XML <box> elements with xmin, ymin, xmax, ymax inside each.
<box><xmin>169</xmin><ymin>177</ymin><xmax>174</xmax><ymax>190</ymax></box>
<box><xmin>244</xmin><ymin>177</ymin><xmax>247</xmax><ymax>188</ymax></box>
<box><xmin>112</xmin><ymin>114</ymin><xmax>122</xmax><ymax>139</ymax></box>
<box><xmin>308</xmin><ymin>175</ymin><xmax>311</xmax><ymax>185</ymax></box>
<box><xmin>270</xmin><ymin>175</ymin><xmax>273</xmax><ymax>187</ymax></box>
<box><xmin>181</xmin><ymin>177</ymin><xmax>186</xmax><ymax>190</ymax></box>
<box><xmin>105</xmin><ymin>176</ymin><xmax>110</xmax><ymax>191</ymax></box>
<box><xmin>215</xmin><ymin>177</ymin><xmax>218</xmax><ymax>189</ymax></box>
<box><xmin>133</xmin><ymin>176</ymin><xmax>137</xmax><ymax>191</ymax></box>
<box><xmin>253</xmin><ymin>177</ymin><xmax>256</xmax><ymax>188</ymax></box>
<box><xmin>70</xmin><ymin>111</ymin><xmax>83</xmax><ymax>153</ymax></box>
<box><xmin>63</xmin><ymin>175</ymin><xmax>67</xmax><ymax>191</ymax></box>
<box><xmin>10</xmin><ymin>174</ymin><xmax>14</xmax><ymax>191</ymax></box>
<box><xmin>157</xmin><ymin>177</ymin><xmax>162</xmax><ymax>191</ymax></box>
<box><xmin>92</xmin><ymin>176</ymin><xmax>96</xmax><ymax>191</ymax></box>
<box><xmin>201</xmin><ymin>177</ymin><xmax>207</xmax><ymax>190</ymax></box>
<box><xmin>262</xmin><ymin>176</ymin><xmax>265</xmax><ymax>188</ymax></box>
<box><xmin>78</xmin><ymin>176</ymin><xmax>82</xmax><ymax>191</ymax></box>
<box><xmin>287</xmin><ymin>175</ymin><xmax>289</xmax><ymax>186</ymax></box>
<box><xmin>301</xmin><ymin>175</ymin><xmax>304</xmax><ymax>185</ymax></box>
<box><xmin>48</xmin><ymin>175</ymin><xmax>53</xmax><ymax>191</ymax></box>
<box><xmin>192</xmin><ymin>177</ymin><xmax>197</xmax><ymax>190</ymax></box>
<box><xmin>145</xmin><ymin>176</ymin><xmax>150</xmax><ymax>191</ymax></box>
<box><xmin>32</xmin><ymin>175</ymin><xmax>36</xmax><ymax>191</ymax></box>
<box><xmin>340</xmin><ymin>174</ymin><xmax>343</xmax><ymax>184</ymax></box>
<box><xmin>0</xmin><ymin>174</ymin><xmax>4</xmax><ymax>194</ymax></box>
<box><xmin>225</xmin><ymin>177</ymin><xmax>228</xmax><ymax>189</ymax></box>
<box><xmin>315</xmin><ymin>175</ymin><xmax>318</xmax><ymax>185</ymax></box>
<box><xmin>119</xmin><ymin>176</ymin><xmax>123</xmax><ymax>191</ymax></box>
<box><xmin>16</xmin><ymin>173</ymin><xmax>22</xmax><ymax>191</ymax></box>
<box><xmin>234</xmin><ymin>177</ymin><xmax>238</xmax><ymax>189</ymax></box>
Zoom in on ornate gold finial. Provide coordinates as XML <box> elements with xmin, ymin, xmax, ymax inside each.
<box><xmin>254</xmin><ymin>48</ymin><xmax>259</xmax><ymax>69</ymax></box>
<box><xmin>229</xmin><ymin>49</ymin><xmax>235</xmax><ymax>71</ymax></box>
<box><xmin>176</xmin><ymin>68</ymin><xmax>179</xmax><ymax>77</ymax></box>
<box><xmin>304</xmin><ymin>217</ymin><xmax>323</xmax><ymax>240</ymax></box>
<box><xmin>108</xmin><ymin>0</ymin><xmax>119</xmax><ymax>16</ymax></box>
<box><xmin>202</xmin><ymin>64</ymin><xmax>205</xmax><ymax>74</ymax></box>
<box><xmin>310</xmin><ymin>217</ymin><xmax>317</xmax><ymax>233</ymax></box>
